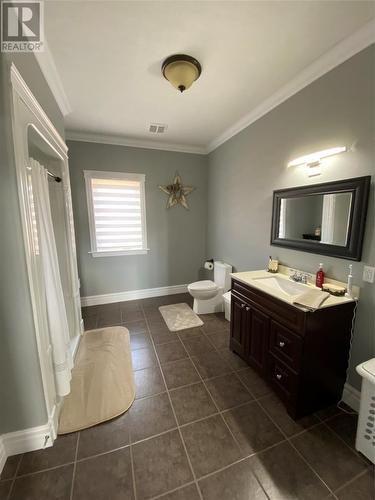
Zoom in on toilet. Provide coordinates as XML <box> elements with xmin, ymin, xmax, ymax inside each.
<box><xmin>188</xmin><ymin>261</ymin><xmax>232</xmax><ymax>315</ymax></box>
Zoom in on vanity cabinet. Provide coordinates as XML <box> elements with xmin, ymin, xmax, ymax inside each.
<box><xmin>230</xmin><ymin>278</ymin><xmax>356</xmax><ymax>419</ymax></box>
<box><xmin>231</xmin><ymin>294</ymin><xmax>269</xmax><ymax>373</ymax></box>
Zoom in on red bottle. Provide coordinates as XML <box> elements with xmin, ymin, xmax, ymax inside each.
<box><xmin>316</xmin><ymin>263</ymin><xmax>325</xmax><ymax>288</ymax></box>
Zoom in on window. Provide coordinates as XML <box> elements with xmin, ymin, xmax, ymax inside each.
<box><xmin>84</xmin><ymin>170</ymin><xmax>148</xmax><ymax>257</ymax></box>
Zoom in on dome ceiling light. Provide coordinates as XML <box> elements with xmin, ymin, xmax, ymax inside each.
<box><xmin>162</xmin><ymin>54</ymin><xmax>202</xmax><ymax>93</ymax></box>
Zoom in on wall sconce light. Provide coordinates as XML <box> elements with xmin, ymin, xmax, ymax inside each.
<box><xmin>288</xmin><ymin>146</ymin><xmax>347</xmax><ymax>177</ymax></box>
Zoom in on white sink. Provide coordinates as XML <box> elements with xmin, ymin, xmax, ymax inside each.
<box><xmin>252</xmin><ymin>275</ymin><xmax>309</xmax><ymax>296</ymax></box>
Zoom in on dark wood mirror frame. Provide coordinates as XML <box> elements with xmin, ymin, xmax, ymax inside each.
<box><xmin>271</xmin><ymin>176</ymin><xmax>371</xmax><ymax>261</ymax></box>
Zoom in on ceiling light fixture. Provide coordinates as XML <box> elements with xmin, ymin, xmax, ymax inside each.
<box><xmin>162</xmin><ymin>54</ymin><xmax>202</xmax><ymax>93</ymax></box>
<box><xmin>288</xmin><ymin>146</ymin><xmax>347</xmax><ymax>177</ymax></box>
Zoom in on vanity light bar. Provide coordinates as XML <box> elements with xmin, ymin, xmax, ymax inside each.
<box><xmin>288</xmin><ymin>146</ymin><xmax>347</xmax><ymax>168</ymax></box>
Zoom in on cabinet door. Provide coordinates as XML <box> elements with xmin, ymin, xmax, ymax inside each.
<box><xmin>247</xmin><ymin>307</ymin><xmax>269</xmax><ymax>374</ymax></box>
<box><xmin>230</xmin><ymin>294</ymin><xmax>248</xmax><ymax>357</ymax></box>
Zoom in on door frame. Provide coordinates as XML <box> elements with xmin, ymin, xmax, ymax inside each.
<box><xmin>9</xmin><ymin>63</ymin><xmax>82</xmax><ymax>440</ymax></box>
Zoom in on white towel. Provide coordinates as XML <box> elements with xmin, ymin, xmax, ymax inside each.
<box><xmin>292</xmin><ymin>289</ymin><xmax>330</xmax><ymax>311</ymax></box>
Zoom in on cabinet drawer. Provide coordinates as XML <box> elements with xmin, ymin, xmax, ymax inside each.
<box><xmin>232</xmin><ymin>279</ymin><xmax>305</xmax><ymax>334</ymax></box>
<box><xmin>270</xmin><ymin>321</ymin><xmax>303</xmax><ymax>372</ymax></box>
<box><xmin>267</xmin><ymin>354</ymin><xmax>298</xmax><ymax>404</ymax></box>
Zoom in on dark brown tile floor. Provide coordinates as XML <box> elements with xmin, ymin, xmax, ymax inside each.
<box><xmin>1</xmin><ymin>293</ymin><xmax>374</xmax><ymax>500</ymax></box>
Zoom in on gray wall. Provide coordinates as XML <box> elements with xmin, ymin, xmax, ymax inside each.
<box><xmin>68</xmin><ymin>141</ymin><xmax>208</xmax><ymax>297</ymax></box>
<box><xmin>0</xmin><ymin>53</ymin><xmax>64</xmax><ymax>433</ymax></box>
<box><xmin>207</xmin><ymin>45</ymin><xmax>375</xmax><ymax>390</ymax></box>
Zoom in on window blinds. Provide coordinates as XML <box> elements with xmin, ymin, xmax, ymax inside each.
<box><xmin>89</xmin><ymin>175</ymin><xmax>146</xmax><ymax>253</ymax></box>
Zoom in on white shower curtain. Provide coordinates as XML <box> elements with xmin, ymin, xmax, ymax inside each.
<box><xmin>30</xmin><ymin>158</ymin><xmax>73</xmax><ymax>397</ymax></box>
<box><xmin>321</xmin><ymin>194</ymin><xmax>336</xmax><ymax>244</ymax></box>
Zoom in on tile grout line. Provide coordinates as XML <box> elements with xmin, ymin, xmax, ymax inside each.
<box><xmin>172</xmin><ymin>320</ymin><xmax>273</xmax><ymax>499</ymax></box>
<box><xmin>9</xmin><ymin>461</ymin><xmax>75</xmax><ymax>481</ymax></box>
<box><xmin>176</xmin><ymin>329</ymin><xmax>253</xmax><ymax>460</ymax></box>
<box><xmin>129</xmin><ymin>441</ymin><xmax>138</xmax><ymax>500</ymax></box>
<box><xmin>24</xmin><ymin>300</ymin><xmax>361</xmax><ymax>500</ymax></box>
<box><xmin>5</xmin><ymin>453</ymin><xmax>23</xmax><ymax>500</ymax></box>
<box><xmin>69</xmin><ymin>432</ymin><xmax>80</xmax><ymax>500</ymax></box>
<box><xmin>332</xmin><ymin>468</ymin><xmax>369</xmax><ymax>495</ymax></box>
<box><xmin>7</xmin><ymin>396</ymin><xmax>291</xmax><ymax>484</ymax></box>
<box><xmin>257</xmin><ymin>397</ymin><xmax>340</xmax><ymax>499</ymax></box>
<box><xmin>176</xmin><ymin>326</ymin><xmax>251</xmax><ymax>457</ymax></box>
<box><xmin>150</xmin><ymin>435</ymin><xmax>298</xmax><ymax>500</ymax></box>
<box><xmin>148</xmin><ymin>480</ymin><xmax>197</xmax><ymax>500</ymax></box>
<box><xmin>142</xmin><ymin>305</ymin><xmax>205</xmax><ymax>500</ymax></box>
<box><xmin>148</xmin><ymin>311</ymin><xmax>276</xmax><ymax>498</ymax></box>
<box><xmin>320</xmin><ymin>419</ymin><xmax>371</xmax><ymax>467</ymax></box>
<box><xmin>75</xmin><ymin>444</ymin><xmax>130</xmax><ymax>464</ymax></box>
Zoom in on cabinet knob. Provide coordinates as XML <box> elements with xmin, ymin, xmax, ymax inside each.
<box><xmin>279</xmin><ymin>341</ymin><xmax>285</xmax><ymax>348</ymax></box>
<box><xmin>241</xmin><ymin>303</ymin><xmax>245</xmax><ymax>308</ymax></box>
<box><xmin>246</xmin><ymin>307</ymin><xmax>250</xmax><ymax>311</ymax></box>
<box><xmin>276</xmin><ymin>373</ymin><xmax>282</xmax><ymax>380</ymax></box>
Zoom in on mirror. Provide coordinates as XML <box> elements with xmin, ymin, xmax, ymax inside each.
<box><xmin>271</xmin><ymin>176</ymin><xmax>370</xmax><ymax>261</ymax></box>
<box><xmin>279</xmin><ymin>193</ymin><xmax>352</xmax><ymax>246</ymax></box>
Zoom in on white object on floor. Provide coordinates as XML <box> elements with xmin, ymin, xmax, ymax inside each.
<box><xmin>356</xmin><ymin>358</ymin><xmax>375</xmax><ymax>464</ymax></box>
<box><xmin>188</xmin><ymin>261</ymin><xmax>232</xmax><ymax>315</ymax></box>
<box><xmin>223</xmin><ymin>291</ymin><xmax>231</xmax><ymax>321</ymax></box>
<box><xmin>159</xmin><ymin>303</ymin><xmax>203</xmax><ymax>331</ymax></box>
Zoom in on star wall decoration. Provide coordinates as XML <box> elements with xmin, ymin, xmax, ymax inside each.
<box><xmin>159</xmin><ymin>172</ymin><xmax>195</xmax><ymax>210</ymax></box>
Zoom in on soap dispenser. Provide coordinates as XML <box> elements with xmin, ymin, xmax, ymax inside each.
<box><xmin>315</xmin><ymin>263</ymin><xmax>325</xmax><ymax>288</ymax></box>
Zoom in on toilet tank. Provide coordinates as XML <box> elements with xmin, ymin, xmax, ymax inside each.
<box><xmin>214</xmin><ymin>261</ymin><xmax>232</xmax><ymax>291</ymax></box>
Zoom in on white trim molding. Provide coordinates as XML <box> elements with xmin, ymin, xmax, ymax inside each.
<box><xmin>34</xmin><ymin>40</ymin><xmax>72</xmax><ymax>116</ymax></box>
<box><xmin>64</xmin><ymin>21</ymin><xmax>374</xmax><ymax>156</ymax></box>
<box><xmin>10</xmin><ymin>65</ymin><xmax>68</xmax><ymax>156</ymax></box>
<box><xmin>342</xmin><ymin>382</ymin><xmax>361</xmax><ymax>412</ymax></box>
<box><xmin>0</xmin><ymin>405</ymin><xmax>57</xmax><ymax>474</ymax></box>
<box><xmin>83</xmin><ymin>170</ymin><xmax>149</xmax><ymax>257</ymax></box>
<box><xmin>207</xmin><ymin>20</ymin><xmax>375</xmax><ymax>152</ymax></box>
<box><xmin>66</xmin><ymin>131</ymin><xmax>207</xmax><ymax>155</ymax></box>
<box><xmin>0</xmin><ymin>438</ymin><xmax>6</xmax><ymax>475</ymax></box>
<box><xmin>10</xmin><ymin>63</ymin><xmax>83</xmax><ymax>444</ymax></box>
<box><xmin>81</xmin><ymin>284</ymin><xmax>188</xmax><ymax>307</ymax></box>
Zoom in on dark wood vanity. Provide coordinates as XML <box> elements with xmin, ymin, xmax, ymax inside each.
<box><xmin>230</xmin><ymin>277</ymin><xmax>356</xmax><ymax>419</ymax></box>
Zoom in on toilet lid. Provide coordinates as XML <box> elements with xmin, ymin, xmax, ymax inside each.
<box><xmin>188</xmin><ymin>280</ymin><xmax>218</xmax><ymax>291</ymax></box>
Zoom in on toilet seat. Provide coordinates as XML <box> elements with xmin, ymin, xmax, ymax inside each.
<box><xmin>188</xmin><ymin>280</ymin><xmax>218</xmax><ymax>292</ymax></box>
<box><xmin>188</xmin><ymin>280</ymin><xmax>220</xmax><ymax>301</ymax></box>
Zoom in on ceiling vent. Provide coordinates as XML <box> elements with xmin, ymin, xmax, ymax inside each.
<box><xmin>149</xmin><ymin>123</ymin><xmax>168</xmax><ymax>134</ymax></box>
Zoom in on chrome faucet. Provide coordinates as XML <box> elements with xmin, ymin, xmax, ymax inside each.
<box><xmin>290</xmin><ymin>269</ymin><xmax>312</xmax><ymax>284</ymax></box>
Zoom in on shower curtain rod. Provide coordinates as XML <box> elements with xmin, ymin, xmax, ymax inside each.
<box><xmin>47</xmin><ymin>170</ymin><xmax>62</xmax><ymax>183</ymax></box>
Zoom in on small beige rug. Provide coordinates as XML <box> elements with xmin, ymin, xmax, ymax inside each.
<box><xmin>58</xmin><ymin>326</ymin><xmax>135</xmax><ymax>434</ymax></box>
<box><xmin>159</xmin><ymin>303</ymin><xmax>203</xmax><ymax>332</ymax></box>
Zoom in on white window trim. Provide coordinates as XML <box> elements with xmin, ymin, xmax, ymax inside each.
<box><xmin>84</xmin><ymin>170</ymin><xmax>148</xmax><ymax>257</ymax></box>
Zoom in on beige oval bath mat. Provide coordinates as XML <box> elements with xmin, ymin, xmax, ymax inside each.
<box><xmin>58</xmin><ymin>326</ymin><xmax>135</xmax><ymax>434</ymax></box>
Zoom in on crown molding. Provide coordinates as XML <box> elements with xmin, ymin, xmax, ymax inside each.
<box><xmin>207</xmin><ymin>20</ymin><xmax>375</xmax><ymax>153</ymax></box>
<box><xmin>65</xmin><ymin>130</ymin><xmax>207</xmax><ymax>155</ymax></box>
<box><xmin>34</xmin><ymin>40</ymin><xmax>72</xmax><ymax>116</ymax></box>
<box><xmin>57</xmin><ymin>21</ymin><xmax>374</xmax><ymax>154</ymax></box>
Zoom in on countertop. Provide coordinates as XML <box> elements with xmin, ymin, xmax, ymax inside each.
<box><xmin>231</xmin><ymin>269</ymin><xmax>356</xmax><ymax>312</ymax></box>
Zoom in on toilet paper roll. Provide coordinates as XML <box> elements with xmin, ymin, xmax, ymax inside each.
<box><xmin>204</xmin><ymin>261</ymin><xmax>214</xmax><ymax>271</ymax></box>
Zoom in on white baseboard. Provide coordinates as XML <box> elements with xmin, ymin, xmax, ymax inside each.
<box><xmin>342</xmin><ymin>382</ymin><xmax>361</xmax><ymax>412</ymax></box>
<box><xmin>0</xmin><ymin>405</ymin><xmax>57</xmax><ymax>473</ymax></box>
<box><xmin>0</xmin><ymin>437</ymin><xmax>6</xmax><ymax>475</ymax></box>
<box><xmin>81</xmin><ymin>284</ymin><xmax>188</xmax><ymax>307</ymax></box>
